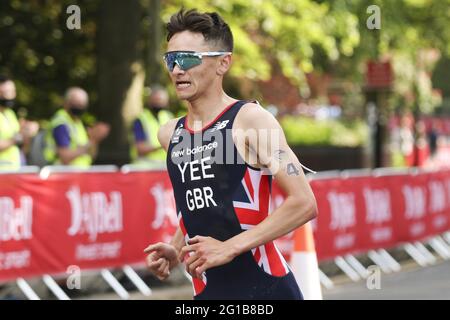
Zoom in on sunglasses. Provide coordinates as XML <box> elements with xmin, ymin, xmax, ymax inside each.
<box><xmin>163</xmin><ymin>51</ymin><xmax>232</xmax><ymax>72</ymax></box>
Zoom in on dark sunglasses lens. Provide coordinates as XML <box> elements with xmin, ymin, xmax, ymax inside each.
<box><xmin>164</xmin><ymin>53</ymin><xmax>201</xmax><ymax>71</ymax></box>
<box><xmin>164</xmin><ymin>53</ymin><xmax>176</xmax><ymax>71</ymax></box>
<box><xmin>179</xmin><ymin>54</ymin><xmax>202</xmax><ymax>70</ymax></box>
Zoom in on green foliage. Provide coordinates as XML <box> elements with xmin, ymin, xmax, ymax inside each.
<box><xmin>162</xmin><ymin>0</ymin><xmax>361</xmax><ymax>86</ymax></box>
<box><xmin>280</xmin><ymin>115</ymin><xmax>368</xmax><ymax>147</ymax></box>
<box><xmin>0</xmin><ymin>0</ymin><xmax>100</xmax><ymax>119</ymax></box>
<box><xmin>1</xmin><ymin>0</ymin><xmax>450</xmax><ymax>122</ymax></box>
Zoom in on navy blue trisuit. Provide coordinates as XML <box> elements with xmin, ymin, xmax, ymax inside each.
<box><xmin>166</xmin><ymin>100</ymin><xmax>303</xmax><ymax>300</ymax></box>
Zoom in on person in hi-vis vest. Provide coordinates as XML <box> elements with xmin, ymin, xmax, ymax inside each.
<box><xmin>44</xmin><ymin>87</ymin><xmax>110</xmax><ymax>167</ymax></box>
<box><xmin>0</xmin><ymin>75</ymin><xmax>21</xmax><ymax>170</ymax></box>
<box><xmin>130</xmin><ymin>85</ymin><xmax>174</xmax><ymax>166</ymax></box>
<box><xmin>0</xmin><ymin>75</ymin><xmax>38</xmax><ymax>170</ymax></box>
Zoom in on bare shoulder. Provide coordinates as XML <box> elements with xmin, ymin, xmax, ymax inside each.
<box><xmin>234</xmin><ymin>102</ymin><xmax>281</xmax><ymax>130</ymax></box>
<box><xmin>157</xmin><ymin>117</ymin><xmax>182</xmax><ymax>151</ymax></box>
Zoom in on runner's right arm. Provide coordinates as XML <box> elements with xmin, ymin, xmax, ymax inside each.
<box><xmin>144</xmin><ymin>118</ymin><xmax>185</xmax><ymax>280</ymax></box>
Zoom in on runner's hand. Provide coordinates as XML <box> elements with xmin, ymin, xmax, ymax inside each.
<box><xmin>179</xmin><ymin>236</ymin><xmax>236</xmax><ymax>279</ymax></box>
<box><xmin>144</xmin><ymin>242</ymin><xmax>179</xmax><ymax>280</ymax></box>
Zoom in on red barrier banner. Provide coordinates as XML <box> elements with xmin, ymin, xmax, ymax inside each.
<box><xmin>423</xmin><ymin>171</ymin><xmax>450</xmax><ymax>234</ymax></box>
<box><xmin>272</xmin><ymin>171</ymin><xmax>450</xmax><ymax>261</ymax></box>
<box><xmin>310</xmin><ymin>178</ymin><xmax>361</xmax><ymax>260</ymax></box>
<box><xmin>0</xmin><ymin>172</ymin><xmax>177</xmax><ymax>282</ymax></box>
<box><xmin>389</xmin><ymin>171</ymin><xmax>450</xmax><ymax>243</ymax></box>
<box><xmin>1</xmin><ymin>169</ymin><xmax>450</xmax><ymax>281</ymax></box>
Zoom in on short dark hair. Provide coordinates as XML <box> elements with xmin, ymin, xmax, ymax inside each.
<box><xmin>166</xmin><ymin>9</ymin><xmax>233</xmax><ymax>52</ymax></box>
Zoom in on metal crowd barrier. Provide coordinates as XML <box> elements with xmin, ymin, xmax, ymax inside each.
<box><xmin>0</xmin><ymin>165</ymin><xmax>157</xmax><ymax>300</ymax></box>
<box><xmin>307</xmin><ymin>167</ymin><xmax>450</xmax><ymax>289</ymax></box>
<box><xmin>1</xmin><ymin>165</ymin><xmax>450</xmax><ymax>299</ymax></box>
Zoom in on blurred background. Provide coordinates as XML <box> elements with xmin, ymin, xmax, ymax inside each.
<box><xmin>1</xmin><ymin>0</ymin><xmax>449</xmax><ymax>170</ymax></box>
<box><xmin>1</xmin><ymin>0</ymin><xmax>450</xmax><ymax>301</ymax></box>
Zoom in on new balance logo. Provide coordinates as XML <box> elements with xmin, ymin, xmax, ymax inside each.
<box><xmin>172</xmin><ymin>124</ymin><xmax>184</xmax><ymax>143</ymax></box>
<box><xmin>210</xmin><ymin>120</ymin><xmax>229</xmax><ymax>132</ymax></box>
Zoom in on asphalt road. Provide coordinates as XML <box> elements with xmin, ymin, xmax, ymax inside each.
<box><xmin>323</xmin><ymin>259</ymin><xmax>450</xmax><ymax>300</ymax></box>
<box><xmin>4</xmin><ymin>259</ymin><xmax>449</xmax><ymax>300</ymax></box>
<box><xmin>83</xmin><ymin>259</ymin><xmax>450</xmax><ymax>300</ymax></box>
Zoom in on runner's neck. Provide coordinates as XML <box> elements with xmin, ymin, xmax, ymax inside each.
<box><xmin>186</xmin><ymin>93</ymin><xmax>237</xmax><ymax>131</ymax></box>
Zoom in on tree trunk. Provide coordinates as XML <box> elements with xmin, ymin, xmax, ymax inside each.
<box><xmin>147</xmin><ymin>0</ymin><xmax>163</xmax><ymax>86</ymax></box>
<box><xmin>96</xmin><ymin>0</ymin><xmax>143</xmax><ymax>165</ymax></box>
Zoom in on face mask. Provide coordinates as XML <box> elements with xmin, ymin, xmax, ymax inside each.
<box><xmin>148</xmin><ymin>104</ymin><xmax>164</xmax><ymax>113</ymax></box>
<box><xmin>0</xmin><ymin>98</ymin><xmax>15</xmax><ymax>108</ymax></box>
<box><xmin>69</xmin><ymin>107</ymin><xmax>86</xmax><ymax>117</ymax></box>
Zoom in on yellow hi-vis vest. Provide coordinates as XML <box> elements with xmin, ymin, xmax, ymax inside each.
<box><xmin>130</xmin><ymin>108</ymin><xmax>173</xmax><ymax>165</ymax></box>
<box><xmin>44</xmin><ymin>109</ymin><xmax>91</xmax><ymax>167</ymax></box>
<box><xmin>0</xmin><ymin>108</ymin><xmax>20</xmax><ymax>170</ymax></box>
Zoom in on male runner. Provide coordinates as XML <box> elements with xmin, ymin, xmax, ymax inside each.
<box><xmin>144</xmin><ymin>9</ymin><xmax>318</xmax><ymax>300</ymax></box>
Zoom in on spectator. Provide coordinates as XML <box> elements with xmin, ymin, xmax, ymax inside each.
<box><xmin>0</xmin><ymin>75</ymin><xmax>37</xmax><ymax>170</ymax></box>
<box><xmin>44</xmin><ymin>87</ymin><xmax>109</xmax><ymax>167</ymax></box>
<box><xmin>427</xmin><ymin>120</ymin><xmax>440</xmax><ymax>158</ymax></box>
<box><xmin>390</xmin><ymin>113</ymin><xmax>414</xmax><ymax>167</ymax></box>
<box><xmin>399</xmin><ymin>113</ymin><xmax>415</xmax><ymax>167</ymax></box>
<box><xmin>129</xmin><ymin>85</ymin><xmax>174</xmax><ymax>166</ymax></box>
<box><xmin>413</xmin><ymin>120</ymin><xmax>430</xmax><ymax>167</ymax></box>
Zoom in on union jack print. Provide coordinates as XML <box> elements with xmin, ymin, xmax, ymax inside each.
<box><xmin>232</xmin><ymin>167</ymin><xmax>290</xmax><ymax>277</ymax></box>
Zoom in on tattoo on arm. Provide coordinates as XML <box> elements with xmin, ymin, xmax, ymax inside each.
<box><xmin>273</xmin><ymin>150</ymin><xmax>301</xmax><ymax>176</ymax></box>
<box><xmin>274</xmin><ymin>149</ymin><xmax>287</xmax><ymax>162</ymax></box>
<box><xmin>286</xmin><ymin>162</ymin><xmax>300</xmax><ymax>176</ymax></box>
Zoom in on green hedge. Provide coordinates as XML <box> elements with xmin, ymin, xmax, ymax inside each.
<box><xmin>280</xmin><ymin>116</ymin><xmax>368</xmax><ymax>147</ymax></box>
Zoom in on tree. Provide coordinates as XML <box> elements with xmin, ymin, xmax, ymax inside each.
<box><xmin>2</xmin><ymin>1</ymin><xmax>450</xmax><ymax>165</ymax></box>
<box><xmin>0</xmin><ymin>0</ymin><xmax>98</xmax><ymax>119</ymax></box>
<box><xmin>96</xmin><ymin>0</ymin><xmax>144</xmax><ymax>165</ymax></box>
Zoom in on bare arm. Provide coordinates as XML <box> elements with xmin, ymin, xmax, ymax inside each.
<box><xmin>156</xmin><ymin>117</ymin><xmax>180</xmax><ymax>151</ymax></box>
<box><xmin>136</xmin><ymin>141</ymin><xmax>162</xmax><ymax>157</ymax></box>
<box><xmin>181</xmin><ymin>103</ymin><xmax>318</xmax><ymax>277</ymax></box>
<box><xmin>57</xmin><ymin>144</ymin><xmax>91</xmax><ymax>165</ymax></box>
<box><xmin>169</xmin><ymin>227</ymin><xmax>186</xmax><ymax>253</ymax></box>
<box><xmin>57</xmin><ymin>140</ymin><xmax>100</xmax><ymax>165</ymax></box>
<box><xmin>0</xmin><ymin>138</ymin><xmax>16</xmax><ymax>152</ymax></box>
<box><xmin>226</xmin><ymin>103</ymin><xmax>317</xmax><ymax>253</ymax></box>
<box><xmin>144</xmin><ymin>117</ymin><xmax>185</xmax><ymax>279</ymax></box>
<box><xmin>57</xmin><ymin>122</ymin><xmax>110</xmax><ymax>165</ymax></box>
<box><xmin>158</xmin><ymin>117</ymin><xmax>185</xmax><ymax>254</ymax></box>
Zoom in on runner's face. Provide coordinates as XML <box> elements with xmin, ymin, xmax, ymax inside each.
<box><xmin>166</xmin><ymin>31</ymin><xmax>221</xmax><ymax>101</ymax></box>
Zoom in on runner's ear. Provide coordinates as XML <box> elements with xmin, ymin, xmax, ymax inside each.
<box><xmin>216</xmin><ymin>54</ymin><xmax>232</xmax><ymax>76</ymax></box>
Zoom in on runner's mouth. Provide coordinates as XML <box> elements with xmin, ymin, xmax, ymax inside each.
<box><xmin>176</xmin><ymin>81</ymin><xmax>191</xmax><ymax>88</ymax></box>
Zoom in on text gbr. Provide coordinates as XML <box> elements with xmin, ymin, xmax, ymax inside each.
<box><xmin>178</xmin><ymin>156</ymin><xmax>218</xmax><ymax>211</ymax></box>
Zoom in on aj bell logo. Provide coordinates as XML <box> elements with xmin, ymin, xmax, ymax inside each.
<box><xmin>209</xmin><ymin>120</ymin><xmax>229</xmax><ymax>132</ymax></box>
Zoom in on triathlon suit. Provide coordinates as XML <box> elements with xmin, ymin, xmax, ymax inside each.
<box><xmin>166</xmin><ymin>100</ymin><xmax>303</xmax><ymax>300</ymax></box>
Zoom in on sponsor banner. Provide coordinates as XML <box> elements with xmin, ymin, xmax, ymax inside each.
<box><xmin>1</xmin><ymin>169</ymin><xmax>450</xmax><ymax>280</ymax></box>
<box><xmin>272</xmin><ymin>171</ymin><xmax>450</xmax><ymax>261</ymax></box>
<box><xmin>357</xmin><ymin>176</ymin><xmax>397</xmax><ymax>252</ymax></box>
<box><xmin>389</xmin><ymin>171</ymin><xmax>450</xmax><ymax>243</ymax></box>
<box><xmin>309</xmin><ymin>178</ymin><xmax>360</xmax><ymax>260</ymax></box>
<box><xmin>0</xmin><ymin>172</ymin><xmax>177</xmax><ymax>281</ymax></box>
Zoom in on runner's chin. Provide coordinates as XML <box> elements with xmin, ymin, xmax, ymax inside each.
<box><xmin>175</xmin><ymin>82</ymin><xmax>193</xmax><ymax>98</ymax></box>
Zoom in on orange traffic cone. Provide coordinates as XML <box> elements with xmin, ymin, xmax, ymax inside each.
<box><xmin>289</xmin><ymin>221</ymin><xmax>323</xmax><ymax>300</ymax></box>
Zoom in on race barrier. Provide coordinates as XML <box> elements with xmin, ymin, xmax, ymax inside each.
<box><xmin>274</xmin><ymin>167</ymin><xmax>450</xmax><ymax>285</ymax></box>
<box><xmin>307</xmin><ymin>169</ymin><xmax>449</xmax><ymax>260</ymax></box>
<box><xmin>1</xmin><ymin>166</ymin><xmax>450</xmax><ymax>299</ymax></box>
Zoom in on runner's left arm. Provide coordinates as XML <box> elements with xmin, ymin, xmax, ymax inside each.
<box><xmin>180</xmin><ymin>103</ymin><xmax>318</xmax><ymax>278</ymax></box>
